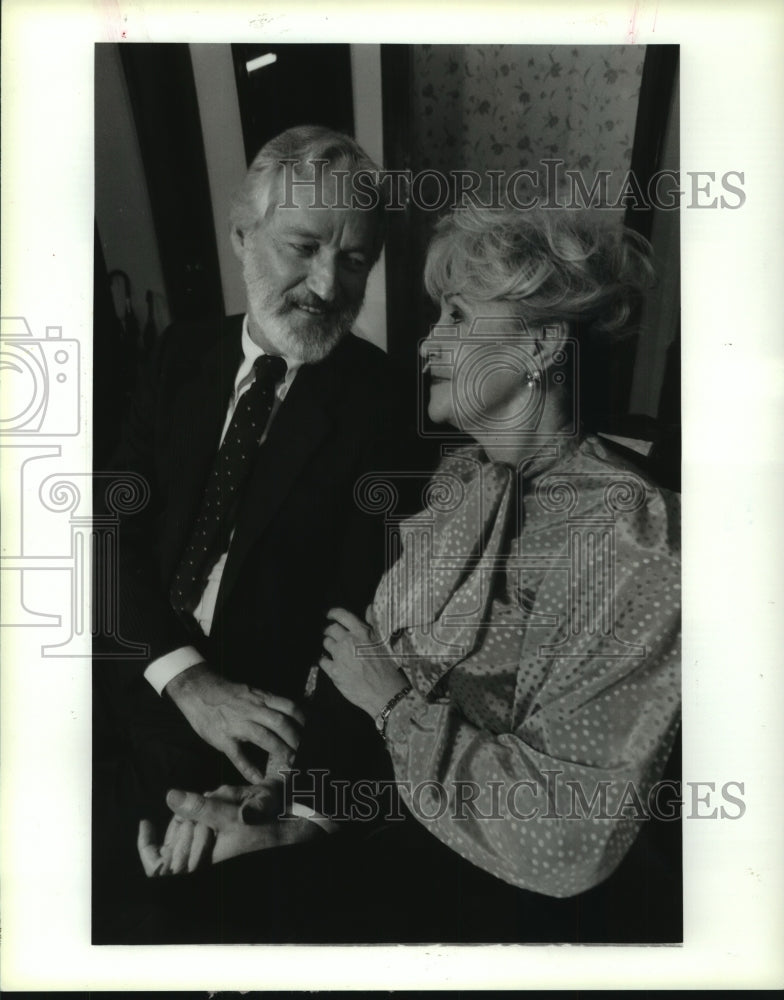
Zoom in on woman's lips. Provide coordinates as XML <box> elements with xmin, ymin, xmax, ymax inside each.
<box><xmin>423</xmin><ymin>358</ymin><xmax>451</xmax><ymax>383</ymax></box>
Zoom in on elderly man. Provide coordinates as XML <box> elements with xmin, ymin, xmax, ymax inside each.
<box><xmin>93</xmin><ymin>126</ymin><xmax>409</xmax><ymax>939</ymax></box>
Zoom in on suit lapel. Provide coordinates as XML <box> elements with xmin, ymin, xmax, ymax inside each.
<box><xmin>213</xmin><ymin>360</ymin><xmax>335</xmax><ymax>619</ymax></box>
<box><xmin>164</xmin><ymin>318</ymin><xmax>243</xmax><ymax>573</ymax></box>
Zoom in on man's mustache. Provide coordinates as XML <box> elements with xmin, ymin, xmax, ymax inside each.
<box><xmin>282</xmin><ymin>293</ymin><xmax>341</xmax><ymax>316</ymax></box>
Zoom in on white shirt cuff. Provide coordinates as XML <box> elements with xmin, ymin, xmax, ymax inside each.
<box><xmin>144</xmin><ymin>646</ymin><xmax>205</xmax><ymax>696</ymax></box>
<box><xmin>289</xmin><ymin>800</ymin><xmax>339</xmax><ymax>835</ymax></box>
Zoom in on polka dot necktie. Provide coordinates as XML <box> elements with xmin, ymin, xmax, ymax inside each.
<box><xmin>170</xmin><ymin>353</ymin><xmax>287</xmax><ymax>615</ymax></box>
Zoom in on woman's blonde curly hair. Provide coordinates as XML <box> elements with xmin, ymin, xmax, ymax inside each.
<box><xmin>424</xmin><ymin>204</ymin><xmax>655</xmax><ymax>336</ymax></box>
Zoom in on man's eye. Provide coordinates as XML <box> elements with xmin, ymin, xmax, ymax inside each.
<box><xmin>344</xmin><ymin>255</ymin><xmax>368</xmax><ymax>270</ymax></box>
<box><xmin>448</xmin><ymin>310</ymin><xmax>463</xmax><ymax>324</ymax></box>
<box><xmin>292</xmin><ymin>243</ymin><xmax>318</xmax><ymax>256</ymax></box>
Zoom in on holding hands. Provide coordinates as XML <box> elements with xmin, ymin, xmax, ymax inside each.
<box><xmin>139</xmin><ymin>606</ymin><xmax>411</xmax><ymax>879</ymax></box>
<box><xmin>137</xmin><ymin>780</ymin><xmax>323</xmax><ymax>877</ymax></box>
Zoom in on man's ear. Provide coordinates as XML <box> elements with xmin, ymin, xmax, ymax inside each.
<box><xmin>230</xmin><ymin>226</ymin><xmax>246</xmax><ymax>261</ymax></box>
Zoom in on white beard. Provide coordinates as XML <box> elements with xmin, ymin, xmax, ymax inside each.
<box><xmin>242</xmin><ymin>257</ymin><xmax>362</xmax><ymax>364</ymax></box>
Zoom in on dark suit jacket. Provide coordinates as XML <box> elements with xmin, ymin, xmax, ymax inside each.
<box><xmin>100</xmin><ymin>314</ymin><xmax>404</xmax><ymax>812</ymax></box>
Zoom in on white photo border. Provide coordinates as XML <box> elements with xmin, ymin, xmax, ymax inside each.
<box><xmin>1</xmin><ymin>0</ymin><xmax>783</xmax><ymax>990</ymax></box>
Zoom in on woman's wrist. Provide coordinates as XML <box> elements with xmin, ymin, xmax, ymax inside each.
<box><xmin>365</xmin><ymin>670</ymin><xmax>411</xmax><ymax>720</ymax></box>
<box><xmin>373</xmin><ymin>678</ymin><xmax>414</xmax><ymax>739</ymax></box>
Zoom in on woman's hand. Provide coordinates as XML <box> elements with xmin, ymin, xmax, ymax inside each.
<box><xmin>319</xmin><ymin>607</ymin><xmax>409</xmax><ymax>719</ymax></box>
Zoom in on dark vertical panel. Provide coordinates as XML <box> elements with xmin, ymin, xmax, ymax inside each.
<box><xmin>381</xmin><ymin>44</ymin><xmax>418</xmax><ymax>367</ymax></box>
<box><xmin>231</xmin><ymin>44</ymin><xmax>354</xmax><ymax>164</ymax></box>
<box><xmin>625</xmin><ymin>45</ymin><xmax>679</xmax><ymax>241</ymax></box>
<box><xmin>381</xmin><ymin>46</ymin><xmax>445</xmax><ymax>466</ymax></box>
<box><xmin>93</xmin><ymin>223</ymin><xmax>133</xmax><ymax>470</ymax></box>
<box><xmin>625</xmin><ymin>44</ymin><xmax>680</xmax><ymax>483</ymax></box>
<box><xmin>583</xmin><ymin>46</ymin><xmax>679</xmax><ymax>438</ymax></box>
<box><xmin>381</xmin><ymin>48</ymin><xmax>440</xmax><ymax>380</ymax></box>
<box><xmin>119</xmin><ymin>44</ymin><xmax>224</xmax><ymax>323</ymax></box>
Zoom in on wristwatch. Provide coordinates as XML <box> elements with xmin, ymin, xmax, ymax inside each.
<box><xmin>375</xmin><ymin>684</ymin><xmax>413</xmax><ymax>740</ymax></box>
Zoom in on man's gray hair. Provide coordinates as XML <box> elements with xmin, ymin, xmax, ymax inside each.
<box><xmin>230</xmin><ymin>124</ymin><xmax>386</xmax><ymax>262</ymax></box>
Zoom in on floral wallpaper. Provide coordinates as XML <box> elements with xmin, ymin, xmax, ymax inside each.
<box><xmin>410</xmin><ymin>45</ymin><xmax>645</xmax><ymax>183</ymax></box>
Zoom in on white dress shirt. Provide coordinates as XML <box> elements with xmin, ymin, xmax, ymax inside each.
<box><xmin>144</xmin><ymin>317</ymin><xmax>299</xmax><ymax>695</ymax></box>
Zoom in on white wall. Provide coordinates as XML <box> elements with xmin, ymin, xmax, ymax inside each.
<box><xmin>189</xmin><ymin>44</ymin><xmax>248</xmax><ymax>318</ymax></box>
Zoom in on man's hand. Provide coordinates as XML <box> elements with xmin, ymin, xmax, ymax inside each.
<box><xmin>165</xmin><ymin>662</ymin><xmax>306</xmax><ymax>784</ymax></box>
<box><xmin>320</xmin><ymin>607</ymin><xmax>410</xmax><ymax>719</ymax></box>
<box><xmin>137</xmin><ymin>781</ymin><xmax>323</xmax><ymax>876</ymax></box>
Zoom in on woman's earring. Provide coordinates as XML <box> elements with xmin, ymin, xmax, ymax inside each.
<box><xmin>524</xmin><ymin>370</ymin><xmax>542</xmax><ymax>387</ymax></box>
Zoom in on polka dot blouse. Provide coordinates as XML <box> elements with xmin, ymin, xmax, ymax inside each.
<box><xmin>368</xmin><ymin>434</ymin><xmax>681</xmax><ymax>898</ymax></box>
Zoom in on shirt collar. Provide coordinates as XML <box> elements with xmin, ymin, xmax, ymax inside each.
<box><xmin>240</xmin><ymin>315</ymin><xmax>300</xmax><ymax>384</ymax></box>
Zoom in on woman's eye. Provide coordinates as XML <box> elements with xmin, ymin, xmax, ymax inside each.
<box><xmin>448</xmin><ymin>310</ymin><xmax>463</xmax><ymax>324</ymax></box>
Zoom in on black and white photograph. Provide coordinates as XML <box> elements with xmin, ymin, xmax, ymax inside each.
<box><xmin>91</xmin><ymin>40</ymin><xmax>683</xmax><ymax>947</ymax></box>
<box><xmin>1</xmin><ymin>0</ymin><xmax>782</xmax><ymax>991</ymax></box>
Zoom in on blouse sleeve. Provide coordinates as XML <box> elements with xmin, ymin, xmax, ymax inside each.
<box><xmin>383</xmin><ymin>532</ymin><xmax>681</xmax><ymax>899</ymax></box>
